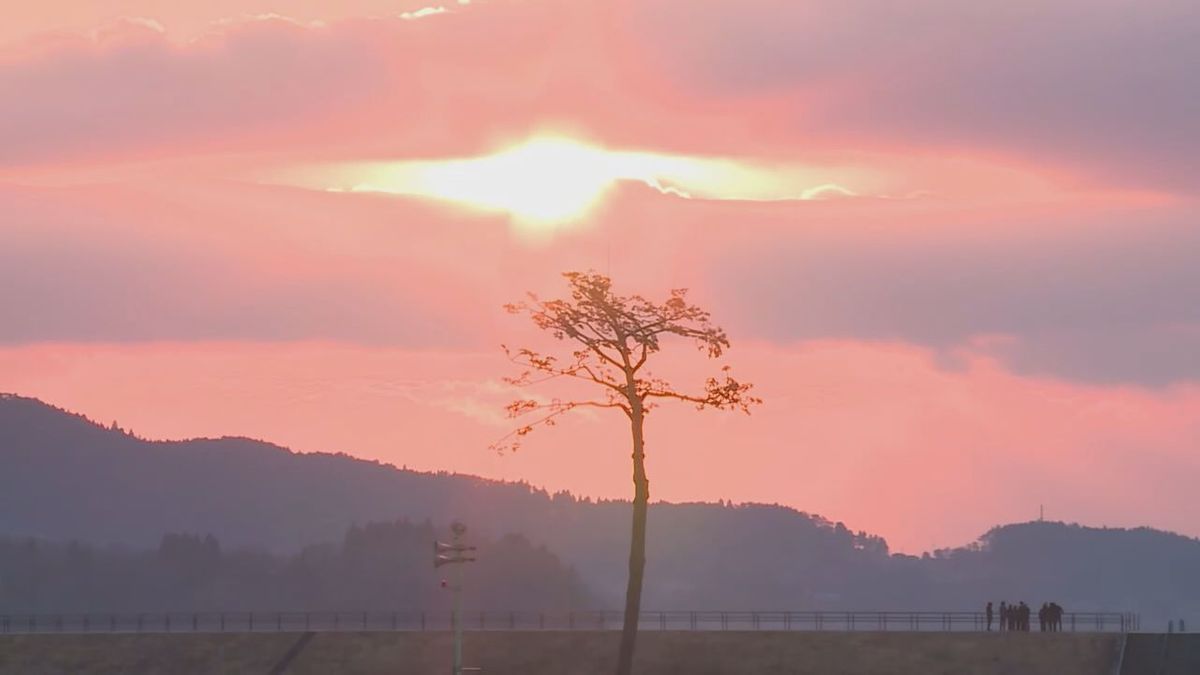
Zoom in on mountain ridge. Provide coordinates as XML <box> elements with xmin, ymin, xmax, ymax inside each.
<box><xmin>2</xmin><ymin>393</ymin><xmax>1197</xmax><ymax>627</ymax></box>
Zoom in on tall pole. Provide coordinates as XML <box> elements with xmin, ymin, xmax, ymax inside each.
<box><xmin>435</xmin><ymin>520</ymin><xmax>475</xmax><ymax>675</ymax></box>
<box><xmin>453</xmin><ymin>527</ymin><xmax>464</xmax><ymax>675</ymax></box>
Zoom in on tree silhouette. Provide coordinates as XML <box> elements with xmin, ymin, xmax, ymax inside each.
<box><xmin>496</xmin><ymin>271</ymin><xmax>760</xmax><ymax>675</ymax></box>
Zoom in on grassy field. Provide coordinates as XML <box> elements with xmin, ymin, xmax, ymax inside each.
<box><xmin>0</xmin><ymin>630</ymin><xmax>1123</xmax><ymax>674</ymax></box>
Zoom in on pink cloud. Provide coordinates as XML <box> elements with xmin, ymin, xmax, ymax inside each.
<box><xmin>3</xmin><ymin>176</ymin><xmax>1196</xmax><ymax>385</ymax></box>
<box><xmin>0</xmin><ymin>181</ymin><xmax>490</xmax><ymax>345</ymax></box>
<box><xmin>628</xmin><ymin>0</ymin><xmax>1200</xmax><ymax>191</ymax></box>
<box><xmin>3</xmin><ymin>1</ymin><xmax>1196</xmax><ymax>192</ymax></box>
<box><xmin>0</xmin><ymin>15</ymin><xmax>401</xmax><ymax>166</ymax></box>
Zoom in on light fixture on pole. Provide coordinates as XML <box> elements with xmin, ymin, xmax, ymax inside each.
<box><xmin>434</xmin><ymin>520</ymin><xmax>476</xmax><ymax>675</ymax></box>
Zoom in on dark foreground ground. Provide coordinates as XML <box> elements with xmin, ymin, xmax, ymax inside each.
<box><xmin>0</xmin><ymin>631</ymin><xmax>1196</xmax><ymax>674</ymax></box>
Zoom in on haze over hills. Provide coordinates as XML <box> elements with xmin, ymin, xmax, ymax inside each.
<box><xmin>1</xmin><ymin>394</ymin><xmax>1197</xmax><ymax>627</ymax></box>
<box><xmin>0</xmin><ymin>523</ymin><xmax>591</xmax><ymax>613</ymax></box>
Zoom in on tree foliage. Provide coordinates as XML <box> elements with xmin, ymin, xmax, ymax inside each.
<box><xmin>494</xmin><ymin>271</ymin><xmax>760</xmax><ymax>452</ymax></box>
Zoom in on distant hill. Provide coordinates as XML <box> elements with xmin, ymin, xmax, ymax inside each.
<box><xmin>915</xmin><ymin>521</ymin><xmax>1200</xmax><ymax>628</ymax></box>
<box><xmin>0</xmin><ymin>393</ymin><xmax>572</xmax><ymax>552</ymax></box>
<box><xmin>0</xmin><ymin>394</ymin><xmax>890</xmax><ymax>608</ymax></box>
<box><xmin>0</xmin><ymin>523</ymin><xmax>590</xmax><ymax>613</ymax></box>
<box><xmin>2</xmin><ymin>394</ymin><xmax>1197</xmax><ymax>627</ymax></box>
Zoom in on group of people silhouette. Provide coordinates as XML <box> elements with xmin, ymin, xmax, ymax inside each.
<box><xmin>985</xmin><ymin>601</ymin><xmax>1066</xmax><ymax>632</ymax></box>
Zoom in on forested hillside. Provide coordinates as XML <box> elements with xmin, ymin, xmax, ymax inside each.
<box><xmin>3</xmin><ymin>394</ymin><xmax>1197</xmax><ymax>628</ymax></box>
<box><xmin>0</xmin><ymin>520</ymin><xmax>588</xmax><ymax>612</ymax></box>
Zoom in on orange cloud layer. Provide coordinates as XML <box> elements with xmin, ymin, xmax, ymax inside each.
<box><xmin>3</xmin><ymin>1</ymin><xmax>1196</xmax><ymax>192</ymax></box>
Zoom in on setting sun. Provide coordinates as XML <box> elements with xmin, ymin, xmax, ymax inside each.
<box><xmin>280</xmin><ymin>135</ymin><xmax>868</xmax><ymax>230</ymax></box>
<box><xmin>389</xmin><ymin>136</ymin><xmax>618</xmax><ymax>225</ymax></box>
<box><xmin>325</xmin><ymin>136</ymin><xmax>650</xmax><ymax>227</ymax></box>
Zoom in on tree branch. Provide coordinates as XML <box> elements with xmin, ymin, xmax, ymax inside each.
<box><xmin>505</xmin><ymin>349</ymin><xmax>626</xmax><ymax>394</ymax></box>
<box><xmin>495</xmin><ymin>271</ymin><xmax>760</xmax><ymax>452</ymax></box>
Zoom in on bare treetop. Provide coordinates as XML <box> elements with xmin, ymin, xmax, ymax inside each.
<box><xmin>495</xmin><ymin>271</ymin><xmax>760</xmax><ymax>452</ymax></box>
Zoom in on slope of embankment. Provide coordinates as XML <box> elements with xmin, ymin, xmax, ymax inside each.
<box><xmin>0</xmin><ymin>631</ymin><xmax>1127</xmax><ymax>675</ymax></box>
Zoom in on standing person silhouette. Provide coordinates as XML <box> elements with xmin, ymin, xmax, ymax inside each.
<box><xmin>999</xmin><ymin>602</ymin><xmax>1007</xmax><ymax>632</ymax></box>
<box><xmin>986</xmin><ymin>602</ymin><xmax>994</xmax><ymax>631</ymax></box>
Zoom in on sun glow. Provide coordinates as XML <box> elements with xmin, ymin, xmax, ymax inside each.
<box><xmin>393</xmin><ymin>137</ymin><xmax>621</xmax><ymax>224</ymax></box>
<box><xmin>339</xmin><ymin>136</ymin><xmax>693</xmax><ymax>227</ymax></box>
<box><xmin>277</xmin><ymin>135</ymin><xmax>872</xmax><ymax>231</ymax></box>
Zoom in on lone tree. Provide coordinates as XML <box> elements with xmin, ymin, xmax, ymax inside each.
<box><xmin>495</xmin><ymin>271</ymin><xmax>760</xmax><ymax>675</ymax></box>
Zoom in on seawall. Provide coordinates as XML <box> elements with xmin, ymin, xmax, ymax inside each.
<box><xmin>0</xmin><ymin>630</ymin><xmax>1140</xmax><ymax>674</ymax></box>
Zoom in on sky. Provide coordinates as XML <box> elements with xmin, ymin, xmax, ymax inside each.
<box><xmin>1</xmin><ymin>0</ymin><xmax>1198</xmax><ymax>554</ymax></box>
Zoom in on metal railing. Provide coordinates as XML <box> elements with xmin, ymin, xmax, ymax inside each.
<box><xmin>0</xmin><ymin>610</ymin><xmax>1139</xmax><ymax>635</ymax></box>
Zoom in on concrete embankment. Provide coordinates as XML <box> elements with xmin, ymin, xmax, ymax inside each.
<box><xmin>0</xmin><ymin>630</ymin><xmax>1130</xmax><ymax>674</ymax></box>
<box><xmin>1120</xmin><ymin>633</ymin><xmax>1200</xmax><ymax>675</ymax></box>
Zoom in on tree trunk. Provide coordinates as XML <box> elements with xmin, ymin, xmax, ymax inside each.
<box><xmin>616</xmin><ymin>403</ymin><xmax>648</xmax><ymax>675</ymax></box>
